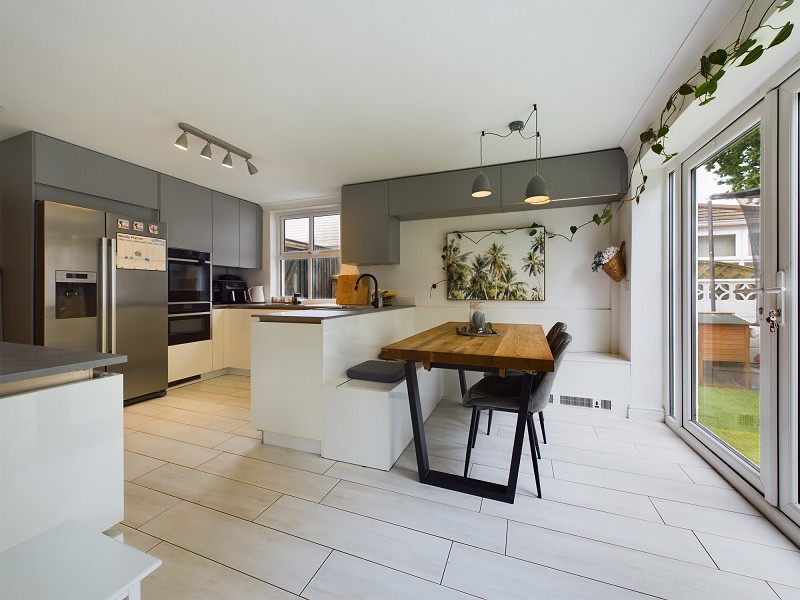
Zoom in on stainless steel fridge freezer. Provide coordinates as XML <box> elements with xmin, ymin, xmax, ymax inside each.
<box><xmin>38</xmin><ymin>201</ymin><xmax>168</xmax><ymax>402</ymax></box>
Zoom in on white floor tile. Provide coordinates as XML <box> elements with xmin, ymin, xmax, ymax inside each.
<box><xmin>124</xmin><ymin>431</ymin><xmax>222</xmax><ymax>468</ymax></box>
<box><xmin>305</xmin><ymin>551</ymin><xmax>477</xmax><ymax>600</ymax></box>
<box><xmin>322</xmin><ymin>480</ymin><xmax>507</xmax><ymax>553</ymax></box>
<box><xmin>651</xmin><ymin>497</ymin><xmax>797</xmax><ymax>551</ymax></box>
<box><xmin>255</xmin><ymin>495</ymin><xmax>452</xmax><ymax>582</ymax></box>
<box><xmin>680</xmin><ymin>464</ymin><xmax>733</xmax><ymax>488</ymax></box>
<box><xmin>154</xmin><ymin>393</ymin><xmax>230</xmax><ymax>414</ymax></box>
<box><xmin>123</xmin><ymin>411</ymin><xmax>154</xmax><ymax>428</ymax></box>
<box><xmin>144</xmin><ymin>541</ymin><xmax>301</xmax><ymax>599</ymax></box>
<box><xmin>123</xmin><ymin>481</ymin><xmax>181</xmax><ymax>528</ymax></box>
<box><xmin>482</xmin><ymin>493</ymin><xmax>715</xmax><ymax>566</ymax></box>
<box><xmin>124</xmin><ymin>450</ymin><xmax>166</xmax><ymax>481</ymax></box>
<box><xmin>506</xmin><ymin>520</ymin><xmax>778</xmax><ymax>599</ymax></box>
<box><xmin>132</xmin><ymin>417</ymin><xmax>235</xmax><ymax>448</ymax></box>
<box><xmin>140</xmin><ymin>501</ymin><xmax>330</xmax><ymax>595</ymax></box>
<box><xmin>552</xmin><ymin>460</ymin><xmax>760</xmax><ymax>515</ymax></box>
<box><xmin>697</xmin><ymin>532</ymin><xmax>800</xmax><ymax>588</ymax></box>
<box><xmin>116</xmin><ymin>523</ymin><xmax>161</xmax><ymax>552</ymax></box>
<box><xmin>498</xmin><ymin>426</ymin><xmax>643</xmax><ymax>456</ymax></box>
<box><xmin>635</xmin><ymin>442</ymin><xmax>712</xmax><ymax>466</ymax></box>
<box><xmin>215</xmin><ymin>435</ymin><xmax>335</xmax><ymax>474</ymax></box>
<box><xmin>124</xmin><ymin>401</ymin><xmax>172</xmax><ymax>417</ymax></box>
<box><xmin>770</xmin><ymin>582</ymin><xmax>800</xmax><ymax>600</ymax></box>
<box><xmin>594</xmin><ymin>426</ymin><xmax>691</xmax><ymax>450</ymax></box>
<box><xmin>132</xmin><ymin>463</ymin><xmax>281</xmax><ymax>520</ymax></box>
<box><xmin>198</xmin><ymin>452</ymin><xmax>338</xmax><ymax>502</ymax></box>
<box><xmin>442</xmin><ymin>542</ymin><xmax>655</xmax><ymax>599</ymax></box>
<box><xmin>156</xmin><ymin>407</ymin><xmax>249</xmax><ymax>432</ymax></box>
<box><xmin>324</xmin><ymin>462</ymin><xmax>482</xmax><ymax>511</ymax></box>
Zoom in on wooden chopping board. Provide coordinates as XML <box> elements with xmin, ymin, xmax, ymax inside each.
<box><xmin>335</xmin><ymin>274</ymin><xmax>370</xmax><ymax>305</ymax></box>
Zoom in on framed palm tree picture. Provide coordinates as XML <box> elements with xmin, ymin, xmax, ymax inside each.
<box><xmin>444</xmin><ymin>226</ymin><xmax>545</xmax><ymax>301</ymax></box>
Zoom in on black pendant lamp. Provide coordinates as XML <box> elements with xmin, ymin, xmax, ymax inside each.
<box><xmin>524</xmin><ymin>107</ymin><xmax>550</xmax><ymax>205</ymax></box>
<box><xmin>471</xmin><ymin>131</ymin><xmax>492</xmax><ymax>198</ymax></box>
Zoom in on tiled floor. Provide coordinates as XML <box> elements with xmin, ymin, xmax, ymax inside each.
<box><xmin>121</xmin><ymin>374</ymin><xmax>800</xmax><ymax>599</ymax></box>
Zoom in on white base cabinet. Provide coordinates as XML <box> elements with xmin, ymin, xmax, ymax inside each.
<box><xmin>0</xmin><ymin>372</ymin><xmax>124</xmax><ymax>553</ymax></box>
<box><xmin>168</xmin><ymin>340</ymin><xmax>213</xmax><ymax>383</ymax></box>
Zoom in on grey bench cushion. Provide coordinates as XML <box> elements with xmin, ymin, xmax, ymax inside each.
<box><xmin>346</xmin><ymin>360</ymin><xmax>406</xmax><ymax>383</ymax></box>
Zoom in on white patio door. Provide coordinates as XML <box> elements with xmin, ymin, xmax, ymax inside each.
<box><xmin>681</xmin><ymin>100</ymin><xmax>777</xmax><ymax>495</ymax></box>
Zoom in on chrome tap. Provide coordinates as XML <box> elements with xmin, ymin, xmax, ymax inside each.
<box><xmin>354</xmin><ymin>273</ymin><xmax>383</xmax><ymax>308</ymax></box>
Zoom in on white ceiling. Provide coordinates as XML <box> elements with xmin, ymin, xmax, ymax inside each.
<box><xmin>0</xmin><ymin>1</ymin><xmax>747</xmax><ymax>207</ymax></box>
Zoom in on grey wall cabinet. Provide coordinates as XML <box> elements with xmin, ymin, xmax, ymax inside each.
<box><xmin>212</xmin><ymin>192</ymin><xmax>240</xmax><ymax>267</ymax></box>
<box><xmin>388</xmin><ymin>166</ymin><xmax>502</xmax><ymax>220</ymax></box>
<box><xmin>34</xmin><ymin>134</ymin><xmax>158</xmax><ymax>209</ymax></box>
<box><xmin>500</xmin><ymin>148</ymin><xmax>627</xmax><ymax>211</ymax></box>
<box><xmin>159</xmin><ymin>175</ymin><xmax>213</xmax><ymax>251</ymax></box>
<box><xmin>341</xmin><ymin>181</ymin><xmax>399</xmax><ymax>265</ymax></box>
<box><xmin>239</xmin><ymin>200</ymin><xmax>262</xmax><ymax>269</ymax></box>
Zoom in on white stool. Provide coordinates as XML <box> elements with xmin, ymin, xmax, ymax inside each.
<box><xmin>0</xmin><ymin>520</ymin><xmax>161</xmax><ymax>600</ymax></box>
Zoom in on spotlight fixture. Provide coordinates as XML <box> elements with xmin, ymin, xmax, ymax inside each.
<box><xmin>471</xmin><ymin>104</ymin><xmax>550</xmax><ymax>205</ymax></box>
<box><xmin>174</xmin><ymin>130</ymin><xmax>188</xmax><ymax>151</ymax></box>
<box><xmin>173</xmin><ymin>122</ymin><xmax>259</xmax><ymax>175</ymax></box>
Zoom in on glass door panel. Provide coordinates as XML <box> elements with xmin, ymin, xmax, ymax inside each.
<box><xmin>690</xmin><ymin>123</ymin><xmax>763</xmax><ymax>469</ymax></box>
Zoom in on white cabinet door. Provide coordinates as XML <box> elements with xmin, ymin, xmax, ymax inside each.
<box><xmin>224</xmin><ymin>310</ymin><xmax>255</xmax><ymax>370</ymax></box>
<box><xmin>168</xmin><ymin>341</ymin><xmax>213</xmax><ymax>382</ymax></box>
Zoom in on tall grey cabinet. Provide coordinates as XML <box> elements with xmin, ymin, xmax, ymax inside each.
<box><xmin>341</xmin><ymin>181</ymin><xmax>399</xmax><ymax>265</ymax></box>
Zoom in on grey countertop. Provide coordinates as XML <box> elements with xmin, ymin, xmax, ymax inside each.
<box><xmin>0</xmin><ymin>342</ymin><xmax>127</xmax><ymax>385</ymax></box>
<box><xmin>255</xmin><ymin>306</ymin><xmax>411</xmax><ymax>324</ymax></box>
<box><xmin>214</xmin><ymin>303</ymin><xmax>339</xmax><ymax>310</ymax></box>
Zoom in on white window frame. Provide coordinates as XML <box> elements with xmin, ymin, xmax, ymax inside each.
<box><xmin>277</xmin><ymin>209</ymin><xmax>341</xmax><ymax>301</ymax></box>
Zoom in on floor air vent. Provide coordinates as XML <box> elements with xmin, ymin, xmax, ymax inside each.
<box><xmin>558</xmin><ymin>395</ymin><xmax>613</xmax><ymax>410</ymax></box>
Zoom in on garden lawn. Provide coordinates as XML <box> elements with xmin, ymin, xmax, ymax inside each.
<box><xmin>697</xmin><ymin>384</ymin><xmax>760</xmax><ymax>466</ymax></box>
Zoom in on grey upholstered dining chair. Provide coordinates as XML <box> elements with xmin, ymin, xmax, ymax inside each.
<box><xmin>474</xmin><ymin>321</ymin><xmax>567</xmax><ymax>450</ymax></box>
<box><xmin>462</xmin><ymin>331</ymin><xmax>572</xmax><ymax>498</ymax></box>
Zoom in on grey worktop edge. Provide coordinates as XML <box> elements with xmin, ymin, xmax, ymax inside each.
<box><xmin>0</xmin><ymin>342</ymin><xmax>127</xmax><ymax>385</ymax></box>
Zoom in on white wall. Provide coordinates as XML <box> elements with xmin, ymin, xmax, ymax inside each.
<box><xmin>364</xmin><ymin>204</ymin><xmax>617</xmax><ymax>350</ymax></box>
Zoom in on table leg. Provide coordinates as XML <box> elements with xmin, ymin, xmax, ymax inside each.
<box><xmin>404</xmin><ymin>360</ymin><xmax>430</xmax><ymax>478</ymax></box>
<box><xmin>504</xmin><ymin>372</ymin><xmax>534</xmax><ymax>500</ymax></box>
<box><xmin>458</xmin><ymin>369</ymin><xmax>467</xmax><ymax>396</ymax></box>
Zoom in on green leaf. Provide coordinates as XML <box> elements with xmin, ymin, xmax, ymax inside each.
<box><xmin>768</xmin><ymin>22</ymin><xmax>794</xmax><ymax>49</ymax></box>
<box><xmin>657</xmin><ymin>125</ymin><xmax>669</xmax><ymax>138</ymax></box>
<box><xmin>698</xmin><ymin>96</ymin><xmax>715</xmax><ymax>106</ymax></box>
<box><xmin>665</xmin><ymin>97</ymin><xmax>674</xmax><ymax>111</ymax></box>
<box><xmin>651</xmin><ymin>143</ymin><xmax>664</xmax><ymax>155</ymax></box>
<box><xmin>456</xmin><ymin>233</ymin><xmax>462</xmax><ymax>239</ymax></box>
<box><xmin>601</xmin><ymin>207</ymin><xmax>612</xmax><ymax>219</ymax></box>
<box><xmin>739</xmin><ymin>44</ymin><xmax>764</xmax><ymax>66</ymax></box>
<box><xmin>678</xmin><ymin>83</ymin><xmax>695</xmax><ymax>95</ymax></box>
<box><xmin>603</xmin><ymin>214</ymin><xmax>613</xmax><ymax>224</ymax></box>
<box><xmin>643</xmin><ymin>175</ymin><xmax>648</xmax><ymax>183</ymax></box>
<box><xmin>733</xmin><ymin>38</ymin><xmax>757</xmax><ymax>59</ymax></box>
<box><xmin>639</xmin><ymin>129</ymin><xmax>655</xmax><ymax>143</ymax></box>
<box><xmin>569</xmin><ymin>225</ymin><xmax>578</xmax><ymax>235</ymax></box>
<box><xmin>710</xmin><ymin>68</ymin><xmax>726</xmax><ymax>83</ymax></box>
<box><xmin>592</xmin><ymin>214</ymin><xmax>601</xmax><ymax>225</ymax></box>
<box><xmin>695</xmin><ymin>80</ymin><xmax>710</xmax><ymax>97</ymax></box>
<box><xmin>708</xmin><ymin>48</ymin><xmax>728</xmax><ymax>64</ymax></box>
<box><xmin>779</xmin><ymin>0</ymin><xmax>794</xmax><ymax>12</ymax></box>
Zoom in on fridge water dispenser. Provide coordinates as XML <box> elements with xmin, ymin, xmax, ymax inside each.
<box><xmin>55</xmin><ymin>271</ymin><xmax>97</xmax><ymax>319</ymax></box>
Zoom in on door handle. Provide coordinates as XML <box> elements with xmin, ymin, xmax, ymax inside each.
<box><xmin>759</xmin><ymin>271</ymin><xmax>785</xmax><ymax>332</ymax></box>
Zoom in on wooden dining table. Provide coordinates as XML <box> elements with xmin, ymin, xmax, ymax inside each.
<box><xmin>380</xmin><ymin>322</ymin><xmax>554</xmax><ymax>503</ymax></box>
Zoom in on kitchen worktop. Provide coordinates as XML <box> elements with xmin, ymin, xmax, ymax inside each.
<box><xmin>0</xmin><ymin>342</ymin><xmax>127</xmax><ymax>385</ymax></box>
<box><xmin>254</xmin><ymin>306</ymin><xmax>411</xmax><ymax>324</ymax></box>
<box><xmin>213</xmin><ymin>303</ymin><xmax>396</xmax><ymax>310</ymax></box>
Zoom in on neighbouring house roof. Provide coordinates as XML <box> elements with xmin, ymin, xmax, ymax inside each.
<box><xmin>697</xmin><ymin>260</ymin><xmax>755</xmax><ymax>279</ymax></box>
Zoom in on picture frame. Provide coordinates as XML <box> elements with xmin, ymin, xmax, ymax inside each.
<box><xmin>444</xmin><ymin>226</ymin><xmax>545</xmax><ymax>301</ymax></box>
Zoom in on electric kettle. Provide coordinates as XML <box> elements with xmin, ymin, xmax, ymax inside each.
<box><xmin>248</xmin><ymin>285</ymin><xmax>265</xmax><ymax>303</ymax></box>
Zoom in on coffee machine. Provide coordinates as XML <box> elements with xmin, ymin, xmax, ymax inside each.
<box><xmin>213</xmin><ymin>275</ymin><xmax>248</xmax><ymax>304</ymax></box>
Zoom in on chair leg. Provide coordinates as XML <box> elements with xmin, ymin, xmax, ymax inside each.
<box><xmin>526</xmin><ymin>414</ymin><xmax>542</xmax><ymax>498</ymax></box>
<box><xmin>531</xmin><ymin>419</ymin><xmax>541</xmax><ymax>459</ymax></box>
<box><xmin>486</xmin><ymin>410</ymin><xmax>493</xmax><ymax>435</ymax></box>
<box><xmin>472</xmin><ymin>410</ymin><xmax>482</xmax><ymax>448</ymax></box>
<box><xmin>538</xmin><ymin>411</ymin><xmax>547</xmax><ymax>444</ymax></box>
<box><xmin>464</xmin><ymin>407</ymin><xmax>479</xmax><ymax>478</ymax></box>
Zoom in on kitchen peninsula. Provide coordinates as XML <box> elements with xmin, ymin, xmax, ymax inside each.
<box><xmin>251</xmin><ymin>307</ymin><xmax>443</xmax><ymax>469</ymax></box>
<box><xmin>0</xmin><ymin>343</ymin><xmax>126</xmax><ymax>553</ymax></box>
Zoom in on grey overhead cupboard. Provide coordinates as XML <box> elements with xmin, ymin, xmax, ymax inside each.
<box><xmin>340</xmin><ymin>147</ymin><xmax>628</xmax><ymax>265</ymax></box>
<box><xmin>159</xmin><ymin>175</ymin><xmax>213</xmax><ymax>252</ymax></box>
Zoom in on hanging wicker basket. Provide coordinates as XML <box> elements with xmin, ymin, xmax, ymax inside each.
<box><xmin>602</xmin><ymin>241</ymin><xmax>626</xmax><ymax>282</ymax></box>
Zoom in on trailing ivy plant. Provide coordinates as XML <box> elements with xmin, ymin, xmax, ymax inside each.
<box><xmin>552</xmin><ymin>0</ymin><xmax>795</xmax><ymax>243</ymax></box>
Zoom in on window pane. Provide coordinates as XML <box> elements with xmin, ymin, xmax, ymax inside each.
<box><xmin>693</xmin><ymin>125</ymin><xmax>761</xmax><ymax>467</ymax></box>
<box><xmin>313</xmin><ymin>215</ymin><xmax>340</xmax><ymax>251</ymax></box>
<box><xmin>312</xmin><ymin>258</ymin><xmax>340</xmax><ymax>299</ymax></box>
<box><xmin>281</xmin><ymin>258</ymin><xmax>308</xmax><ymax>297</ymax></box>
<box><xmin>283</xmin><ymin>218</ymin><xmax>309</xmax><ymax>253</ymax></box>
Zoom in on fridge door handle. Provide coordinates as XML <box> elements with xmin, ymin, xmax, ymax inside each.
<box><xmin>109</xmin><ymin>237</ymin><xmax>117</xmax><ymax>353</ymax></box>
<box><xmin>100</xmin><ymin>238</ymin><xmax>109</xmax><ymax>353</ymax></box>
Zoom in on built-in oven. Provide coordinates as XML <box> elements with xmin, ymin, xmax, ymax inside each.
<box><xmin>168</xmin><ymin>248</ymin><xmax>211</xmax><ymax>303</ymax></box>
<box><xmin>168</xmin><ymin>302</ymin><xmax>211</xmax><ymax>346</ymax></box>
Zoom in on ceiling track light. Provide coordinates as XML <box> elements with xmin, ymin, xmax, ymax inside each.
<box><xmin>470</xmin><ymin>104</ymin><xmax>550</xmax><ymax>205</ymax></box>
<box><xmin>173</xmin><ymin>122</ymin><xmax>259</xmax><ymax>175</ymax></box>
